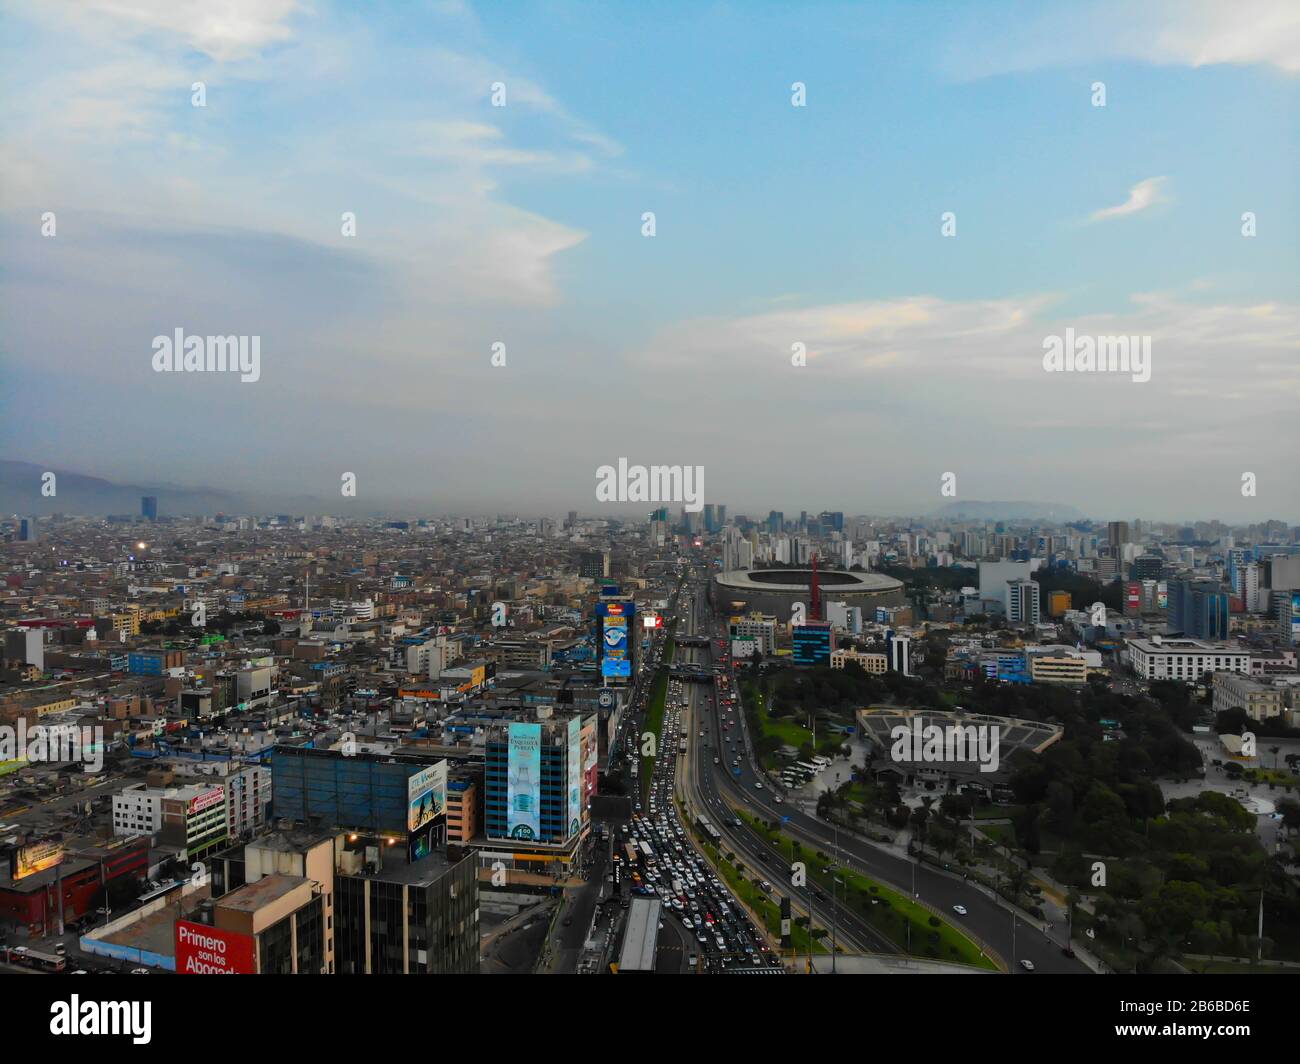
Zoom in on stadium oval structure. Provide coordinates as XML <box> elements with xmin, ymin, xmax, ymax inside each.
<box><xmin>711</xmin><ymin>567</ymin><xmax>905</xmax><ymax>623</ymax></box>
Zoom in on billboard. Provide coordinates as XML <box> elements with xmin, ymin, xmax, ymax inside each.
<box><xmin>407</xmin><ymin>760</ymin><xmax>448</xmax><ymax>833</ymax></box>
<box><xmin>175</xmin><ymin>919</ymin><xmax>256</xmax><ymax>975</ymax></box>
<box><xmin>1125</xmin><ymin>583</ymin><xmax>1141</xmax><ymax>612</ymax></box>
<box><xmin>187</xmin><ymin>787</ymin><xmax>225</xmax><ymax>815</ymax></box>
<box><xmin>601</xmin><ymin>615</ymin><xmax>631</xmax><ymax>678</ymax></box>
<box><xmin>11</xmin><ymin>840</ymin><xmax>63</xmax><ymax>881</ymax></box>
<box><xmin>566</xmin><ymin>716</ymin><xmax>583</xmax><ymax>839</ymax></box>
<box><xmin>580</xmin><ymin>717</ymin><xmax>598</xmax><ymax>800</ymax></box>
<box><xmin>506</xmin><ymin>722</ymin><xmax>542</xmax><ymax>841</ymax></box>
<box><xmin>1291</xmin><ymin>592</ymin><xmax>1300</xmax><ymax>641</ymax></box>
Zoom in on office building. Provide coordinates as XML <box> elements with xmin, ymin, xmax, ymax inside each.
<box><xmin>4</xmin><ymin>628</ymin><xmax>45</xmax><ymax>672</ymax></box>
<box><xmin>484</xmin><ymin>715</ymin><xmax>591</xmax><ymax>847</ymax></box>
<box><xmin>830</xmin><ymin>648</ymin><xmax>887</xmax><ymax>673</ymax></box>
<box><xmin>579</xmin><ymin>549</ymin><xmax>610</xmax><ymax>580</ymax></box>
<box><xmin>141</xmin><ymin>495</ymin><xmax>158</xmax><ymax>521</ymax></box>
<box><xmin>1125</xmin><ymin>638</ymin><xmax>1250</xmax><ymax>681</ymax></box>
<box><xmin>1007</xmin><ymin>579</ymin><xmax>1041</xmax><ymax>625</ymax></box>
<box><xmin>791</xmin><ymin>622</ymin><xmax>833</xmax><ymax>667</ymax></box>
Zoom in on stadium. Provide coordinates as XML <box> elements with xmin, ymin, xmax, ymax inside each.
<box><xmin>711</xmin><ymin>567</ymin><xmax>905</xmax><ymax>623</ymax></box>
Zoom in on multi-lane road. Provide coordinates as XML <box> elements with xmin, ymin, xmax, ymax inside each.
<box><xmin>676</xmin><ymin>571</ymin><xmax>1091</xmax><ymax>974</ymax></box>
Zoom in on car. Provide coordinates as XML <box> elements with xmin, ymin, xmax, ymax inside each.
<box><xmin>772</xmin><ymin>796</ymin><xmax>782</xmax><ymax>804</ymax></box>
<box><xmin>1061</xmin><ymin>946</ymin><xmax>1076</xmax><ymax>958</ymax></box>
<box><xmin>754</xmin><ymin>782</ymin><xmax>763</xmax><ymax>790</ymax></box>
<box><xmin>952</xmin><ymin>905</ymin><xmax>968</xmax><ymax>916</ymax></box>
<box><xmin>130</xmin><ymin>968</ymin><xmax>150</xmax><ymax>975</ymax></box>
<box><xmin>1019</xmin><ymin>959</ymin><xmax>1035</xmax><ymax>971</ymax></box>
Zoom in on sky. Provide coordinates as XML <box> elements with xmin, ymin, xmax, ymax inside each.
<box><xmin>1</xmin><ymin>0</ymin><xmax>1297</xmax><ymax>521</ymax></box>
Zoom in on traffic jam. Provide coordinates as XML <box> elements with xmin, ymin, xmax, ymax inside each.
<box><xmin>613</xmin><ymin>672</ymin><xmax>781</xmax><ymax>973</ymax></box>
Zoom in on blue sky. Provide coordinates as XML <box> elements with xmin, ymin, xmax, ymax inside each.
<box><xmin>1</xmin><ymin>0</ymin><xmax>1297</xmax><ymax>519</ymax></box>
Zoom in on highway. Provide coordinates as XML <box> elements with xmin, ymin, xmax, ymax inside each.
<box><xmin>678</xmin><ymin>567</ymin><xmax>1091</xmax><ymax>974</ymax></box>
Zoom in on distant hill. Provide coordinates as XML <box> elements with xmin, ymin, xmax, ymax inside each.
<box><xmin>0</xmin><ymin>459</ymin><xmax>326</xmax><ymax>517</ymax></box>
<box><xmin>931</xmin><ymin>500</ymin><xmax>1086</xmax><ymax>522</ymax></box>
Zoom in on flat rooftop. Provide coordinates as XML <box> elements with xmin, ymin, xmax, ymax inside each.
<box><xmin>217</xmin><ymin>873</ymin><xmax>308</xmax><ymax>912</ymax></box>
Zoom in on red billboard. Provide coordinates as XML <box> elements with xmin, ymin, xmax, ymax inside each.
<box><xmin>175</xmin><ymin>919</ymin><xmax>256</xmax><ymax>975</ymax></box>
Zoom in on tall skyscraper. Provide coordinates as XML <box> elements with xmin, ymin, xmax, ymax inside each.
<box><xmin>1007</xmin><ymin>579</ymin><xmax>1041</xmax><ymax>625</ymax></box>
<box><xmin>1107</xmin><ymin>521</ymin><xmax>1130</xmax><ymax>550</ymax></box>
<box><xmin>141</xmin><ymin>495</ymin><xmax>158</xmax><ymax>521</ymax></box>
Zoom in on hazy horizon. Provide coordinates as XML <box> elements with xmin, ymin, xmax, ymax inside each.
<box><xmin>2</xmin><ymin>1</ymin><xmax>1296</xmax><ymax>522</ymax></box>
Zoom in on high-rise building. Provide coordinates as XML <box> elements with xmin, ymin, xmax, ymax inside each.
<box><xmin>485</xmin><ymin>716</ymin><xmax>592</xmax><ymax>845</ymax></box>
<box><xmin>4</xmin><ymin>628</ymin><xmax>44</xmax><ymax>672</ymax></box>
<box><xmin>1169</xmin><ymin>577</ymin><xmax>1229</xmax><ymax>639</ymax></box>
<box><xmin>1107</xmin><ymin>521</ymin><xmax>1130</xmax><ymax>551</ymax></box>
<box><xmin>887</xmin><ymin>633</ymin><xmax>911</xmax><ymax>676</ymax></box>
<box><xmin>141</xmin><ymin>495</ymin><xmax>158</xmax><ymax>521</ymax></box>
<box><xmin>578</xmin><ymin>549</ymin><xmax>610</xmax><ymax>580</ymax></box>
<box><xmin>1007</xmin><ymin>579</ymin><xmax>1041</xmax><ymax>625</ymax></box>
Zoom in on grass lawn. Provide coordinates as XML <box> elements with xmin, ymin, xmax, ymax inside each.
<box><xmin>742</xmin><ymin>683</ymin><xmax>812</xmax><ymax>763</ymax></box>
<box><xmin>975</xmin><ymin>804</ymin><xmax>1022</xmax><ymax>820</ymax></box>
<box><xmin>702</xmin><ymin>840</ymin><xmax>827</xmax><ymax>955</ymax></box>
<box><xmin>977</xmin><ymin>823</ymin><xmax>1017</xmax><ymax>847</ymax></box>
<box><xmin>738</xmin><ymin>810</ymin><xmax>998</xmax><ymax>970</ymax></box>
<box><xmin>641</xmin><ymin>669</ymin><xmax>668</xmax><ymax>805</ymax></box>
<box><xmin>1195</xmin><ymin>960</ymin><xmax>1298</xmax><ymax>974</ymax></box>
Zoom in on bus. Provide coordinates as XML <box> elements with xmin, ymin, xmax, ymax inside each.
<box><xmin>624</xmin><ymin>842</ymin><xmax>639</xmax><ymax>868</ymax></box>
<box><xmin>639</xmin><ymin>840</ymin><xmax>654</xmax><ymax>866</ymax></box>
<box><xmin>695</xmin><ymin>816</ymin><xmax>722</xmax><ymax>845</ymax></box>
<box><xmin>4</xmin><ymin>946</ymin><xmax>67</xmax><ymax>973</ymax></box>
<box><xmin>678</xmin><ymin>737</ymin><xmax>688</xmax><ymax>755</ymax></box>
<box><xmin>795</xmin><ymin>761</ymin><xmax>819</xmax><ymax>774</ymax></box>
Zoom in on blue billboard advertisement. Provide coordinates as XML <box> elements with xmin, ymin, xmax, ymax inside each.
<box><xmin>601</xmin><ymin>615</ymin><xmax>631</xmax><ymax>678</ymax></box>
<box><xmin>507</xmin><ymin>722</ymin><xmax>542</xmax><ymax>840</ymax></box>
<box><xmin>566</xmin><ymin>716</ymin><xmax>582</xmax><ymax>838</ymax></box>
<box><xmin>1291</xmin><ymin>591</ymin><xmax>1300</xmax><ymax>642</ymax></box>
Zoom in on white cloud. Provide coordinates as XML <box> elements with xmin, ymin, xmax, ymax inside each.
<box><xmin>1089</xmin><ymin>177</ymin><xmax>1169</xmax><ymax>222</ymax></box>
<box><xmin>941</xmin><ymin>0</ymin><xmax>1300</xmax><ymax>79</ymax></box>
<box><xmin>41</xmin><ymin>0</ymin><xmax>306</xmax><ymax>62</ymax></box>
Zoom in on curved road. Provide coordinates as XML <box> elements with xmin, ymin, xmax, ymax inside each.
<box><xmin>680</xmin><ymin>570</ymin><xmax>1090</xmax><ymax>975</ymax></box>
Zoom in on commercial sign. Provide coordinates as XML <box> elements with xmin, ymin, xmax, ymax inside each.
<box><xmin>506</xmin><ymin>722</ymin><xmax>542</xmax><ymax>841</ymax></box>
<box><xmin>601</xmin><ymin>615</ymin><xmax>630</xmax><ymax>678</ymax></box>
<box><xmin>580</xmin><ymin>717</ymin><xmax>598</xmax><ymax>801</ymax></box>
<box><xmin>11</xmin><ymin>840</ymin><xmax>64</xmax><ymax>881</ymax></box>
<box><xmin>566</xmin><ymin>716</ymin><xmax>583</xmax><ymax>839</ymax></box>
<box><xmin>1291</xmin><ymin>591</ymin><xmax>1300</xmax><ymax>641</ymax></box>
<box><xmin>407</xmin><ymin>760</ymin><xmax>448</xmax><ymax>833</ymax></box>
<box><xmin>187</xmin><ymin>787</ymin><xmax>225</xmax><ymax>816</ymax></box>
<box><xmin>175</xmin><ymin>919</ymin><xmax>256</xmax><ymax>975</ymax></box>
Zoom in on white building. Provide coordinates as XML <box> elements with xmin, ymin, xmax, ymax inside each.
<box><xmin>1126</xmin><ymin>637</ymin><xmax>1250</xmax><ymax>681</ymax></box>
<box><xmin>112</xmin><ymin>783</ymin><xmax>164</xmax><ymax>837</ymax></box>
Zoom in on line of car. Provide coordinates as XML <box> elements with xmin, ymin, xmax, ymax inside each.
<box><xmin>626</xmin><ymin>676</ymin><xmax>779</xmax><ymax>972</ymax></box>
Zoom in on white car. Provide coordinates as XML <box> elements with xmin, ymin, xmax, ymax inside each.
<box><xmin>952</xmin><ymin>905</ymin><xmax>968</xmax><ymax>916</ymax></box>
<box><xmin>1019</xmin><ymin>959</ymin><xmax>1035</xmax><ymax>971</ymax></box>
